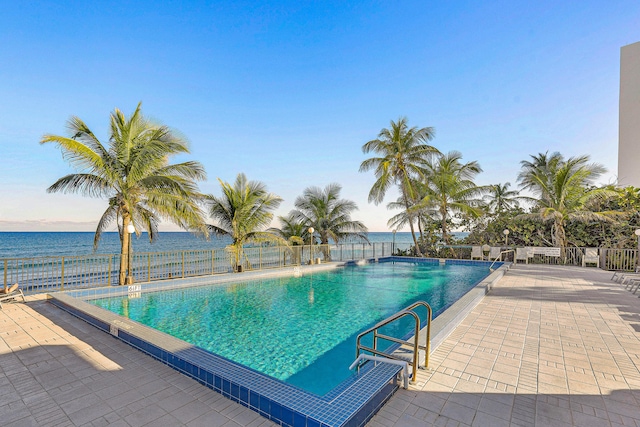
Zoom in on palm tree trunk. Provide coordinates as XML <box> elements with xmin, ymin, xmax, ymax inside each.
<box><xmin>402</xmin><ymin>188</ymin><xmax>422</xmax><ymax>257</ymax></box>
<box><xmin>441</xmin><ymin>217</ymin><xmax>449</xmax><ymax>245</ymax></box>
<box><xmin>119</xmin><ymin>216</ymin><xmax>131</xmax><ymax>286</ymax></box>
<box><xmin>321</xmin><ymin>234</ymin><xmax>331</xmax><ymax>261</ymax></box>
<box><xmin>441</xmin><ymin>206</ymin><xmax>457</xmax><ymax>258</ymax></box>
<box><xmin>555</xmin><ymin>219</ymin><xmax>567</xmax><ymax>263</ymax></box>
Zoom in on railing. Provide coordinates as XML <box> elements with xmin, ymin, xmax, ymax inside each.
<box><xmin>452</xmin><ymin>246</ymin><xmax>639</xmax><ymax>270</ymax></box>
<box><xmin>354</xmin><ymin>301</ymin><xmax>432</xmax><ymax>385</ymax></box>
<box><xmin>4</xmin><ymin>242</ymin><xmax>637</xmax><ymax>294</ymax></box>
<box><xmin>601</xmin><ymin>248</ymin><xmax>638</xmax><ymax>271</ymax></box>
<box><xmin>489</xmin><ymin>250</ymin><xmax>514</xmax><ymax>271</ymax></box>
<box><xmin>1</xmin><ymin>243</ymin><xmax>396</xmax><ymax>294</ymax></box>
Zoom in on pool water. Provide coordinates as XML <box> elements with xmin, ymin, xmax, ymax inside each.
<box><xmin>91</xmin><ymin>261</ymin><xmax>490</xmax><ymax>395</ymax></box>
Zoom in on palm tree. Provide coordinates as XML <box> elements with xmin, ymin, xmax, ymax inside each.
<box><xmin>360</xmin><ymin>117</ymin><xmax>439</xmax><ymax>255</ymax></box>
<box><xmin>485</xmin><ymin>182</ymin><xmax>524</xmax><ymax>215</ymax></box>
<box><xmin>415</xmin><ymin>151</ymin><xmax>486</xmax><ymax>246</ymax></box>
<box><xmin>517</xmin><ymin>152</ymin><xmax>616</xmax><ymax>256</ymax></box>
<box><xmin>207</xmin><ymin>173</ymin><xmax>283</xmax><ymax>271</ymax></box>
<box><xmin>387</xmin><ymin>194</ymin><xmax>438</xmax><ymax>255</ymax></box>
<box><xmin>291</xmin><ymin>183</ymin><xmax>368</xmax><ymax>259</ymax></box>
<box><xmin>270</xmin><ymin>214</ymin><xmax>306</xmax><ymax>246</ymax></box>
<box><xmin>268</xmin><ymin>214</ymin><xmax>307</xmax><ymax>264</ymax></box>
<box><xmin>41</xmin><ymin>103</ymin><xmax>207</xmax><ymax>285</ymax></box>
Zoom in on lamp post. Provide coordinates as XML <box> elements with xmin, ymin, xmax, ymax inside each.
<box><xmin>503</xmin><ymin>229</ymin><xmax>510</xmax><ymax>246</ymax></box>
<box><xmin>126</xmin><ymin>223</ymin><xmax>135</xmax><ymax>284</ymax></box>
<box><xmin>308</xmin><ymin>227</ymin><xmax>315</xmax><ymax>265</ymax></box>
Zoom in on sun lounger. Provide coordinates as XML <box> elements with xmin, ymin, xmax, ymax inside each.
<box><xmin>626</xmin><ymin>280</ymin><xmax>640</xmax><ymax>294</ymax></box>
<box><xmin>582</xmin><ymin>248</ymin><xmax>600</xmax><ymax>268</ymax></box>
<box><xmin>489</xmin><ymin>246</ymin><xmax>502</xmax><ymax>261</ymax></box>
<box><xmin>470</xmin><ymin>246</ymin><xmax>483</xmax><ymax>260</ymax></box>
<box><xmin>612</xmin><ymin>273</ymin><xmax>640</xmax><ymax>284</ymax></box>
<box><xmin>514</xmin><ymin>247</ymin><xmax>534</xmax><ymax>264</ymax></box>
<box><xmin>0</xmin><ymin>284</ymin><xmax>25</xmax><ymax>309</ymax></box>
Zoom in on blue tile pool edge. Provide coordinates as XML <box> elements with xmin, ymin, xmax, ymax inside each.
<box><xmin>46</xmin><ymin>260</ymin><xmax>510</xmax><ymax>427</ymax></box>
<box><xmin>47</xmin><ymin>291</ymin><xmax>402</xmax><ymax>427</ymax></box>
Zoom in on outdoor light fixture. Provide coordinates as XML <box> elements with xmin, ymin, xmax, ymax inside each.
<box><xmin>308</xmin><ymin>227</ymin><xmax>315</xmax><ymax>264</ymax></box>
<box><xmin>503</xmin><ymin>229</ymin><xmax>510</xmax><ymax>246</ymax></box>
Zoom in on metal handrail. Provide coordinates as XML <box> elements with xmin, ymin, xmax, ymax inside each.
<box><xmin>354</xmin><ymin>300</ymin><xmax>432</xmax><ymax>384</ymax></box>
<box><xmin>489</xmin><ymin>250</ymin><xmax>514</xmax><ymax>271</ymax></box>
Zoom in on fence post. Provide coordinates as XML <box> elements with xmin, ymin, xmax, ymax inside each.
<box><xmin>211</xmin><ymin>250</ymin><xmax>215</xmax><ymax>275</ymax></box>
<box><xmin>108</xmin><ymin>256</ymin><xmax>112</xmax><ymax>286</ymax></box>
<box><xmin>182</xmin><ymin>252</ymin><xmax>185</xmax><ymax>278</ymax></box>
<box><xmin>260</xmin><ymin>247</ymin><xmax>262</xmax><ymax>270</ymax></box>
<box><xmin>3</xmin><ymin>259</ymin><xmax>7</xmax><ymax>289</ymax></box>
<box><xmin>60</xmin><ymin>257</ymin><xmax>65</xmax><ymax>291</ymax></box>
<box><xmin>148</xmin><ymin>254</ymin><xmax>151</xmax><ymax>282</ymax></box>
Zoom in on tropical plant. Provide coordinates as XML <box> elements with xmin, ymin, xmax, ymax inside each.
<box><xmin>414</xmin><ymin>151</ymin><xmax>486</xmax><ymax>246</ymax></box>
<box><xmin>207</xmin><ymin>173</ymin><xmax>283</xmax><ymax>271</ymax></box>
<box><xmin>485</xmin><ymin>182</ymin><xmax>524</xmax><ymax>215</ymax></box>
<box><xmin>268</xmin><ymin>214</ymin><xmax>307</xmax><ymax>264</ymax></box>
<box><xmin>269</xmin><ymin>214</ymin><xmax>307</xmax><ymax>246</ymax></box>
<box><xmin>360</xmin><ymin>117</ymin><xmax>439</xmax><ymax>255</ymax></box>
<box><xmin>516</xmin><ymin>152</ymin><xmax>617</xmax><ymax>256</ymax></box>
<box><xmin>291</xmin><ymin>183</ymin><xmax>368</xmax><ymax>259</ymax></box>
<box><xmin>41</xmin><ymin>103</ymin><xmax>207</xmax><ymax>285</ymax></box>
<box><xmin>387</xmin><ymin>195</ymin><xmax>439</xmax><ymax>255</ymax></box>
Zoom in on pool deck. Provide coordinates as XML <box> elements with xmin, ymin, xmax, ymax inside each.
<box><xmin>1</xmin><ymin>264</ymin><xmax>639</xmax><ymax>426</ymax></box>
<box><xmin>369</xmin><ymin>264</ymin><xmax>640</xmax><ymax>427</ymax></box>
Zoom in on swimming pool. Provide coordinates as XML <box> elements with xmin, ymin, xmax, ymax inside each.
<box><xmin>49</xmin><ymin>257</ymin><xmax>506</xmax><ymax>427</ymax></box>
<box><xmin>90</xmin><ymin>260</ymin><xmax>490</xmax><ymax>395</ymax></box>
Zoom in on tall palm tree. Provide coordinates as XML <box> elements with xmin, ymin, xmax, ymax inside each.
<box><xmin>207</xmin><ymin>173</ymin><xmax>283</xmax><ymax>271</ymax></box>
<box><xmin>415</xmin><ymin>151</ymin><xmax>486</xmax><ymax>245</ymax></box>
<box><xmin>291</xmin><ymin>183</ymin><xmax>368</xmax><ymax>259</ymax></box>
<box><xmin>485</xmin><ymin>182</ymin><xmax>524</xmax><ymax>215</ymax></box>
<box><xmin>360</xmin><ymin>117</ymin><xmax>439</xmax><ymax>255</ymax></box>
<box><xmin>517</xmin><ymin>152</ymin><xmax>615</xmax><ymax>255</ymax></box>
<box><xmin>41</xmin><ymin>103</ymin><xmax>207</xmax><ymax>285</ymax></box>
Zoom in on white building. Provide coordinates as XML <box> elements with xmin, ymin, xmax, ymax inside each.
<box><xmin>618</xmin><ymin>41</ymin><xmax>640</xmax><ymax>187</ymax></box>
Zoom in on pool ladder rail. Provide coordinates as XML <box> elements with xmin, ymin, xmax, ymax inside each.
<box><xmin>352</xmin><ymin>301</ymin><xmax>432</xmax><ymax>387</ymax></box>
<box><xmin>489</xmin><ymin>249</ymin><xmax>514</xmax><ymax>271</ymax></box>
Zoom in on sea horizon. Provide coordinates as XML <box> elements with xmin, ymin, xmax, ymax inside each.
<box><xmin>0</xmin><ymin>231</ymin><xmax>468</xmax><ymax>259</ymax></box>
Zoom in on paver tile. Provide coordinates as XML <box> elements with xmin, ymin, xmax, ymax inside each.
<box><xmin>371</xmin><ymin>265</ymin><xmax>640</xmax><ymax>427</ymax></box>
<box><xmin>3</xmin><ymin>265</ymin><xmax>640</xmax><ymax>427</ymax></box>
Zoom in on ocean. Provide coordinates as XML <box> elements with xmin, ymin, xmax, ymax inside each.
<box><xmin>0</xmin><ymin>231</ymin><xmax>433</xmax><ymax>259</ymax></box>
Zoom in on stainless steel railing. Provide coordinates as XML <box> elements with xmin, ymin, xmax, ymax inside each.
<box><xmin>354</xmin><ymin>300</ymin><xmax>432</xmax><ymax>384</ymax></box>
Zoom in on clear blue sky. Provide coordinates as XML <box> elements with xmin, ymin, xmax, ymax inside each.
<box><xmin>1</xmin><ymin>1</ymin><xmax>638</xmax><ymax>231</ymax></box>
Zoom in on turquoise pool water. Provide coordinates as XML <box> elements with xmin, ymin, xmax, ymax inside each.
<box><xmin>90</xmin><ymin>260</ymin><xmax>491</xmax><ymax>395</ymax></box>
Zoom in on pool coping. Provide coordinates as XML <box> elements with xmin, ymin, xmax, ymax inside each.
<box><xmin>47</xmin><ymin>258</ymin><xmax>508</xmax><ymax>427</ymax></box>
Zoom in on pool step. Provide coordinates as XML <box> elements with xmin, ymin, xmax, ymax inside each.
<box><xmin>390</xmin><ymin>345</ymin><xmax>427</xmax><ymax>370</ymax></box>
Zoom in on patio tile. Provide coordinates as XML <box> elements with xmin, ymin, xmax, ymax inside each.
<box><xmin>3</xmin><ymin>264</ymin><xmax>640</xmax><ymax>427</ymax></box>
<box><xmin>371</xmin><ymin>265</ymin><xmax>640</xmax><ymax>427</ymax></box>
